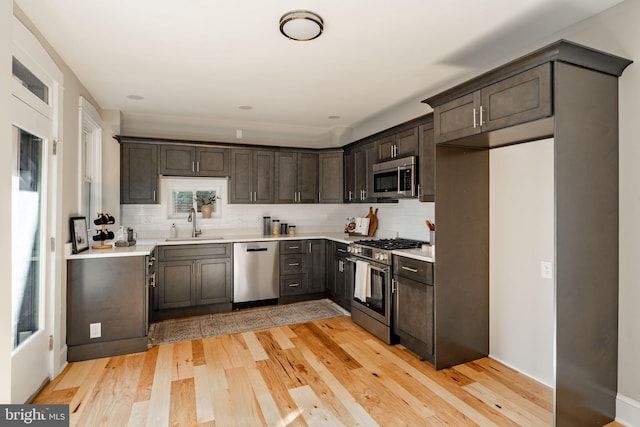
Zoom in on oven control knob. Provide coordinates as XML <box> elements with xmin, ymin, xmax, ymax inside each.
<box><xmin>380</xmin><ymin>253</ymin><xmax>388</xmax><ymax>262</ymax></box>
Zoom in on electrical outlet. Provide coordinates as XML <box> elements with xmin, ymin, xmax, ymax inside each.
<box><xmin>90</xmin><ymin>322</ymin><xmax>101</xmax><ymax>339</ymax></box>
<box><xmin>541</xmin><ymin>261</ymin><xmax>553</xmax><ymax>279</ymax></box>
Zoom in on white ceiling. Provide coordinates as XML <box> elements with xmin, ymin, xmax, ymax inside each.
<box><xmin>16</xmin><ymin>0</ymin><xmax>622</xmax><ymax>147</ymax></box>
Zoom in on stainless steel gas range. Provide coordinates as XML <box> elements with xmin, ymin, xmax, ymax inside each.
<box><xmin>347</xmin><ymin>238</ymin><xmax>426</xmax><ymax>344</ymax></box>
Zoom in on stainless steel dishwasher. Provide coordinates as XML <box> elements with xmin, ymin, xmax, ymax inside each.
<box><xmin>233</xmin><ymin>241</ymin><xmax>279</xmax><ymax>304</ymax></box>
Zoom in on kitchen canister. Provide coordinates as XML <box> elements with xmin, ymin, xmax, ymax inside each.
<box><xmin>288</xmin><ymin>225</ymin><xmax>296</xmax><ymax>236</ymax></box>
<box><xmin>272</xmin><ymin>219</ymin><xmax>280</xmax><ymax>235</ymax></box>
<box><xmin>263</xmin><ymin>216</ymin><xmax>271</xmax><ymax>235</ymax></box>
<box><xmin>280</xmin><ymin>223</ymin><xmax>288</xmax><ymax>235</ymax></box>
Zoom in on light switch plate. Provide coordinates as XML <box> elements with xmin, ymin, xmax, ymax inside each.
<box><xmin>541</xmin><ymin>261</ymin><xmax>553</xmax><ymax>279</ymax></box>
<box><xmin>90</xmin><ymin>322</ymin><xmax>101</xmax><ymax>339</ymax></box>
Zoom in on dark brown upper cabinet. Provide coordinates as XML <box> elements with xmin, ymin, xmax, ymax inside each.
<box><xmin>275</xmin><ymin>151</ymin><xmax>318</xmax><ymax>204</ymax></box>
<box><xmin>160</xmin><ymin>145</ymin><xmax>229</xmax><ymax>177</ymax></box>
<box><xmin>433</xmin><ymin>63</ymin><xmax>552</xmax><ymax>145</ymax></box>
<box><xmin>229</xmin><ymin>149</ymin><xmax>274</xmax><ymax>204</ymax></box>
<box><xmin>344</xmin><ymin>142</ymin><xmax>376</xmax><ymax>203</ymax></box>
<box><xmin>318</xmin><ymin>151</ymin><xmax>344</xmax><ymax>204</ymax></box>
<box><xmin>120</xmin><ymin>142</ymin><xmax>158</xmax><ymax>204</ymax></box>
<box><xmin>376</xmin><ymin>127</ymin><xmax>419</xmax><ymax>161</ymax></box>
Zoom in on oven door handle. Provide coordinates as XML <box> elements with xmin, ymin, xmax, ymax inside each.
<box><xmin>347</xmin><ymin>257</ymin><xmax>389</xmax><ymax>274</ymax></box>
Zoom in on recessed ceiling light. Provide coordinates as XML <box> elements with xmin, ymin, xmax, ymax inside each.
<box><xmin>280</xmin><ymin>10</ymin><xmax>324</xmax><ymax>41</ymax></box>
<box><xmin>238</xmin><ymin>105</ymin><xmax>253</xmax><ymax>110</ymax></box>
<box><xmin>328</xmin><ymin>115</ymin><xmax>341</xmax><ymax>120</ymax></box>
<box><xmin>127</xmin><ymin>94</ymin><xmax>144</xmax><ymax>100</ymax></box>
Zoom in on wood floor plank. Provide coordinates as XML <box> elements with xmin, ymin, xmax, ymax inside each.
<box><xmin>192</xmin><ymin>339</ymin><xmax>206</xmax><ymax>366</ymax></box>
<box><xmin>226</xmin><ymin>366</ymin><xmax>267</xmax><ymax>426</ymax></box>
<box><xmin>172</xmin><ymin>340</ymin><xmax>194</xmax><ymax>381</ymax></box>
<box><xmin>364</xmin><ymin>338</ymin><xmax>501</xmax><ymax>427</ymax></box>
<box><xmin>269</xmin><ymin>326</ymin><xmax>295</xmax><ymax>349</ymax></box>
<box><xmin>145</xmin><ymin>344</ymin><xmax>173</xmax><ymax>427</ymax></box>
<box><xmin>127</xmin><ymin>400</ymin><xmax>149</xmax><ymax>427</ymax></box>
<box><xmin>169</xmin><ymin>378</ymin><xmax>198</xmax><ymax>427</ymax></box>
<box><xmin>454</xmin><ymin>363</ymin><xmax>552</xmax><ymax>424</ymax></box>
<box><xmin>36</xmin><ymin>315</ymin><xmax>557</xmax><ymax>427</ymax></box>
<box><xmin>134</xmin><ymin>345</ymin><xmax>158</xmax><ymax>402</ymax></box>
<box><xmin>201</xmin><ymin>336</ymin><xmax>229</xmax><ymax>393</ymax></box>
<box><xmin>289</xmin><ymin>384</ymin><xmax>343</xmax><ymax>426</ymax></box>
<box><xmin>242</xmin><ymin>331</ymin><xmax>269</xmax><ymax>361</ymax></box>
<box><xmin>75</xmin><ymin>352</ymin><xmax>145</xmax><ymax>427</ymax></box>
<box><xmin>193</xmin><ymin>365</ymin><xmax>215</xmax><ymax>424</ymax></box>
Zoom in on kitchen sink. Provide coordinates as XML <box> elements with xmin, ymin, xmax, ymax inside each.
<box><xmin>165</xmin><ymin>236</ymin><xmax>224</xmax><ymax>242</ymax></box>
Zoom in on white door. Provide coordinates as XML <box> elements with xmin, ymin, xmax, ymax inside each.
<box><xmin>11</xmin><ymin>18</ymin><xmax>61</xmax><ymax>403</ymax></box>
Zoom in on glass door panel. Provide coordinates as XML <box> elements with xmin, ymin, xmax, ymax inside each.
<box><xmin>12</xmin><ymin>126</ymin><xmax>44</xmax><ymax>349</ymax></box>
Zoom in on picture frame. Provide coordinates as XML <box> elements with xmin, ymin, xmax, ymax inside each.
<box><xmin>70</xmin><ymin>216</ymin><xmax>89</xmax><ymax>254</ymax></box>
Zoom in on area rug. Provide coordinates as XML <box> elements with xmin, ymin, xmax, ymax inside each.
<box><xmin>148</xmin><ymin>298</ymin><xmax>350</xmax><ymax>347</ymax></box>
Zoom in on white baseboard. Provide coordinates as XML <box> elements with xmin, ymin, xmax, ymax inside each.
<box><xmin>617</xmin><ymin>393</ymin><xmax>640</xmax><ymax>427</ymax></box>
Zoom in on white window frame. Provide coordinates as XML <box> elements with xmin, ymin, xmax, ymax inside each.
<box><xmin>78</xmin><ymin>96</ymin><xmax>102</xmax><ymax>223</ymax></box>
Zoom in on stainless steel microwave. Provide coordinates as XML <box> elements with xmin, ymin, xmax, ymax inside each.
<box><xmin>371</xmin><ymin>156</ymin><xmax>417</xmax><ymax>198</ymax></box>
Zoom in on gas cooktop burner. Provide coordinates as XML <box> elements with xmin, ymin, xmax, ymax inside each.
<box><xmin>353</xmin><ymin>238</ymin><xmax>425</xmax><ymax>250</ymax></box>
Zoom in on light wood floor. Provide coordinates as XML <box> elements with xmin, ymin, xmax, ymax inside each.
<box><xmin>34</xmin><ymin>316</ymin><xmax>622</xmax><ymax>426</ymax></box>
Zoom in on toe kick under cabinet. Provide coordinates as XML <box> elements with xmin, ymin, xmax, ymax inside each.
<box><xmin>67</xmin><ymin>255</ymin><xmax>149</xmax><ymax>362</ymax></box>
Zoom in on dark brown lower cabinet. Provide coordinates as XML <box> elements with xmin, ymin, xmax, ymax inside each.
<box><xmin>154</xmin><ymin>244</ymin><xmax>232</xmax><ymax>319</ymax></box>
<box><xmin>393</xmin><ymin>255</ymin><xmax>434</xmax><ymax>363</ymax></box>
<box><xmin>279</xmin><ymin>239</ymin><xmax>326</xmax><ymax>301</ymax></box>
<box><xmin>327</xmin><ymin>240</ymin><xmax>351</xmax><ymax>311</ymax></box>
<box><xmin>67</xmin><ymin>255</ymin><xmax>148</xmax><ymax>361</ymax></box>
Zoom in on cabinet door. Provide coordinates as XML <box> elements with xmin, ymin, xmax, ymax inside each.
<box><xmin>396</xmin><ymin>127</ymin><xmax>419</xmax><ymax>158</ymax></box>
<box><xmin>229</xmin><ymin>149</ymin><xmax>253</xmax><ymax>203</ymax></box>
<box><xmin>433</xmin><ymin>91</ymin><xmax>481</xmax><ymax>144</ymax></box>
<box><xmin>318</xmin><ymin>151</ymin><xmax>343</xmax><ymax>204</ymax></box>
<box><xmin>160</xmin><ymin>145</ymin><xmax>196</xmax><ymax>176</ymax></box>
<box><xmin>275</xmin><ymin>151</ymin><xmax>297</xmax><ymax>203</ymax></box>
<box><xmin>158</xmin><ymin>260</ymin><xmax>195</xmax><ymax>309</ymax></box>
<box><xmin>196</xmin><ymin>147</ymin><xmax>229</xmax><ymax>177</ymax></box>
<box><xmin>197</xmin><ymin>258</ymin><xmax>232</xmax><ymax>305</ymax></box>
<box><xmin>343</xmin><ymin>149</ymin><xmax>355</xmax><ymax>203</ymax></box>
<box><xmin>326</xmin><ymin>241</ymin><xmax>337</xmax><ymax>296</ymax></box>
<box><xmin>419</xmin><ymin>123</ymin><xmax>435</xmax><ymax>202</ymax></box>
<box><xmin>376</xmin><ymin>135</ymin><xmax>396</xmax><ymax>161</ymax></box>
<box><xmin>354</xmin><ymin>142</ymin><xmax>376</xmax><ymax>202</ymax></box>
<box><xmin>393</xmin><ymin>275</ymin><xmax>434</xmax><ymax>358</ymax></box>
<box><xmin>481</xmin><ymin>63</ymin><xmax>552</xmax><ymax>132</ymax></box>
<box><xmin>308</xmin><ymin>239</ymin><xmax>326</xmax><ymax>293</ymax></box>
<box><xmin>121</xmin><ymin>142</ymin><xmax>158</xmax><ymax>204</ymax></box>
<box><xmin>253</xmin><ymin>150</ymin><xmax>275</xmax><ymax>203</ymax></box>
<box><xmin>297</xmin><ymin>152</ymin><xmax>318</xmax><ymax>203</ymax></box>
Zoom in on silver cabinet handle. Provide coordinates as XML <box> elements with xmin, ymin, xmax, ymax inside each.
<box><xmin>288</xmin><ymin>246</ymin><xmax>299</xmax><ymax>249</ymax></box>
<box><xmin>391</xmin><ymin>278</ymin><xmax>397</xmax><ymax>293</ymax></box>
<box><xmin>473</xmin><ymin>107</ymin><xmax>477</xmax><ymax>128</ymax></box>
<box><xmin>348</xmin><ymin>190</ymin><xmax>353</xmax><ymax>201</ymax></box>
<box><xmin>479</xmin><ymin>106</ymin><xmax>484</xmax><ymax>126</ymax></box>
<box><xmin>308</xmin><ymin>242</ymin><xmax>312</xmax><ymax>253</ymax></box>
<box><xmin>288</xmin><ymin>263</ymin><xmax>300</xmax><ymax>266</ymax></box>
<box><xmin>289</xmin><ymin>283</ymin><xmax>300</xmax><ymax>287</ymax></box>
<box><xmin>196</xmin><ymin>161</ymin><xmax>200</xmax><ymax>173</ymax></box>
<box><xmin>192</xmin><ymin>161</ymin><xmax>195</xmax><ymax>172</ymax></box>
<box><xmin>401</xmin><ymin>266</ymin><xmax>419</xmax><ymax>273</ymax></box>
<box><xmin>153</xmin><ymin>190</ymin><xmax>156</xmax><ymax>201</ymax></box>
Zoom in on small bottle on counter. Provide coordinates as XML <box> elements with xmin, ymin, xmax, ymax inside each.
<box><xmin>280</xmin><ymin>223</ymin><xmax>288</xmax><ymax>235</ymax></box>
<box><xmin>288</xmin><ymin>225</ymin><xmax>296</xmax><ymax>236</ymax></box>
<box><xmin>170</xmin><ymin>223</ymin><xmax>177</xmax><ymax>239</ymax></box>
<box><xmin>272</xmin><ymin>219</ymin><xmax>280</xmax><ymax>235</ymax></box>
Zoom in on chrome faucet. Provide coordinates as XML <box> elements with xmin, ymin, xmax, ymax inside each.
<box><xmin>188</xmin><ymin>208</ymin><xmax>202</xmax><ymax>238</ymax></box>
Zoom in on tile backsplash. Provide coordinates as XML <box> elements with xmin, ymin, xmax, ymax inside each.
<box><xmin>122</xmin><ymin>177</ymin><xmax>434</xmax><ymax>241</ymax></box>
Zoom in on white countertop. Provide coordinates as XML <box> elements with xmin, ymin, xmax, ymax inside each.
<box><xmin>66</xmin><ymin>231</ymin><xmax>368</xmax><ymax>260</ymax></box>
<box><xmin>392</xmin><ymin>247</ymin><xmax>435</xmax><ymax>263</ymax></box>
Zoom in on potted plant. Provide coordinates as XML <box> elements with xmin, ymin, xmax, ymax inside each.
<box><xmin>194</xmin><ymin>191</ymin><xmax>219</xmax><ymax>218</ymax></box>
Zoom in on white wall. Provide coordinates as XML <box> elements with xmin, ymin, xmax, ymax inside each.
<box><xmin>0</xmin><ymin>0</ymin><xmax>13</xmax><ymax>404</ymax></box>
<box><xmin>101</xmin><ymin>110</ymin><xmax>122</xmax><ymax>227</ymax></box>
<box><xmin>489</xmin><ymin>139</ymin><xmax>554</xmax><ymax>386</ymax></box>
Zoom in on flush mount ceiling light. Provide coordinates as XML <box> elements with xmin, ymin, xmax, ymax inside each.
<box><xmin>279</xmin><ymin>10</ymin><xmax>324</xmax><ymax>41</ymax></box>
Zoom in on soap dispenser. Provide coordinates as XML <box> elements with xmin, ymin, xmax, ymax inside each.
<box><xmin>170</xmin><ymin>223</ymin><xmax>177</xmax><ymax>239</ymax></box>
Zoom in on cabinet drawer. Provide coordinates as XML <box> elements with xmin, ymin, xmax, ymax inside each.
<box><xmin>280</xmin><ymin>275</ymin><xmax>308</xmax><ymax>295</ymax></box>
<box><xmin>158</xmin><ymin>243</ymin><xmax>231</xmax><ymax>260</ymax></box>
<box><xmin>394</xmin><ymin>256</ymin><xmax>433</xmax><ymax>284</ymax></box>
<box><xmin>280</xmin><ymin>254</ymin><xmax>306</xmax><ymax>275</ymax></box>
<box><xmin>280</xmin><ymin>240</ymin><xmax>307</xmax><ymax>254</ymax></box>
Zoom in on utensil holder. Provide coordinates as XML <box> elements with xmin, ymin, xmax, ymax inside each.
<box><xmin>429</xmin><ymin>230</ymin><xmax>435</xmax><ymax>244</ymax></box>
